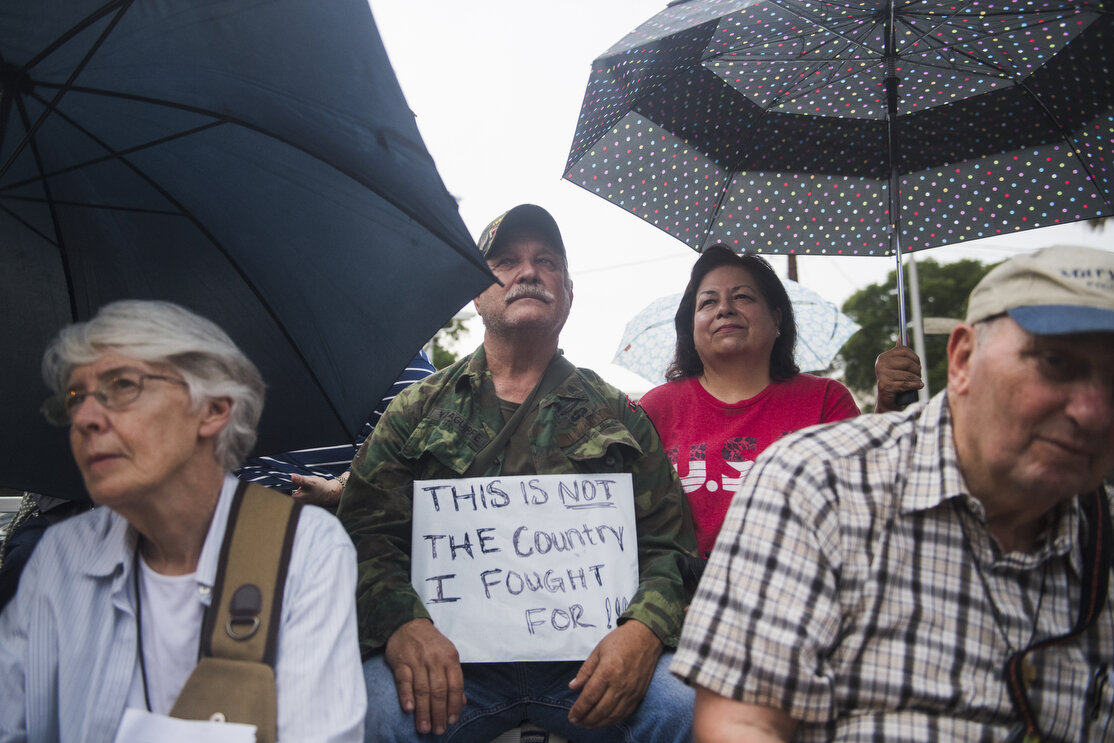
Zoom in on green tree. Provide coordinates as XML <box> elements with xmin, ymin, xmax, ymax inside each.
<box><xmin>429</xmin><ymin>314</ymin><xmax>470</xmax><ymax>369</ymax></box>
<box><xmin>839</xmin><ymin>258</ymin><xmax>996</xmax><ymax>407</ymax></box>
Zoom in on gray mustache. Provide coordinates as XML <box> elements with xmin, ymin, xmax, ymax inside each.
<box><xmin>505</xmin><ymin>285</ymin><xmax>554</xmax><ymax>303</ymax></box>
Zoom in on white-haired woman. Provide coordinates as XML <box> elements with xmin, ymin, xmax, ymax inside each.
<box><xmin>0</xmin><ymin>300</ymin><xmax>365</xmax><ymax>741</ymax></box>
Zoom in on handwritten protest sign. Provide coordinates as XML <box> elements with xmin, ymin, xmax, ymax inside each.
<box><xmin>411</xmin><ymin>473</ymin><xmax>638</xmax><ymax>662</ymax></box>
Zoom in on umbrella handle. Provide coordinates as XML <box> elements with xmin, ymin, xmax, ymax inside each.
<box><xmin>894</xmin><ymin>389</ymin><xmax>919</xmax><ymax>408</ymax></box>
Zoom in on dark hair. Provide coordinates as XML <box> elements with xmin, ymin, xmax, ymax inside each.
<box><xmin>665</xmin><ymin>245</ymin><xmax>799</xmax><ymax>382</ymax></box>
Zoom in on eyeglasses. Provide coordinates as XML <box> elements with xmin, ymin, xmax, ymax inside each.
<box><xmin>41</xmin><ymin>372</ymin><xmax>189</xmax><ymax>426</ymax></box>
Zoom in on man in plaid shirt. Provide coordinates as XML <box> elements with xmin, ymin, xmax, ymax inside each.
<box><xmin>673</xmin><ymin>245</ymin><xmax>1114</xmax><ymax>742</ymax></box>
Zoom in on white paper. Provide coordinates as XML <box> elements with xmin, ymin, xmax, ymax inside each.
<box><xmin>411</xmin><ymin>473</ymin><xmax>638</xmax><ymax>663</ymax></box>
<box><xmin>114</xmin><ymin>707</ymin><xmax>257</xmax><ymax>743</ymax></box>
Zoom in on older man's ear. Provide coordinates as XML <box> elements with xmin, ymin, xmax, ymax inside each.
<box><xmin>945</xmin><ymin>323</ymin><xmax>977</xmax><ymax>396</ymax></box>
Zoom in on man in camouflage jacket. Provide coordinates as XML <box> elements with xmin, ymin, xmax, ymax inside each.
<box><xmin>338</xmin><ymin>204</ymin><xmax>697</xmax><ymax>743</ymax></box>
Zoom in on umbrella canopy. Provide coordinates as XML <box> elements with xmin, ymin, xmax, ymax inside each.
<box><xmin>1</xmin><ymin>0</ymin><xmax>495</xmax><ymax>500</ymax></box>
<box><xmin>565</xmin><ymin>0</ymin><xmax>1113</xmax><ymax>257</ymax></box>
<box><xmin>615</xmin><ymin>279</ymin><xmax>860</xmax><ymax>386</ymax></box>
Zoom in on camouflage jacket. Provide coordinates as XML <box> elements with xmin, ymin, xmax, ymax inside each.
<box><xmin>337</xmin><ymin>346</ymin><xmax>697</xmax><ymax>657</ymax></box>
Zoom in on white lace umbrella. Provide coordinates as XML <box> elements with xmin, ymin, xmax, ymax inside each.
<box><xmin>614</xmin><ymin>280</ymin><xmax>860</xmax><ymax>387</ymax></box>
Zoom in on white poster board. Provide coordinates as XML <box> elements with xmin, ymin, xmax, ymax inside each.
<box><xmin>114</xmin><ymin>709</ymin><xmax>256</xmax><ymax>743</ymax></box>
<box><xmin>411</xmin><ymin>473</ymin><xmax>638</xmax><ymax>662</ymax></box>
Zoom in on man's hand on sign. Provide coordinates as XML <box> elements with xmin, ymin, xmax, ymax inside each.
<box><xmin>566</xmin><ymin>619</ymin><xmax>663</xmax><ymax>728</ymax></box>
<box><xmin>385</xmin><ymin>618</ymin><xmax>466</xmax><ymax>735</ymax></box>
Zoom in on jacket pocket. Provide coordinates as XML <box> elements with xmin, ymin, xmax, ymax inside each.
<box><xmin>400</xmin><ymin>408</ymin><xmax>492</xmax><ymax>476</ymax></box>
<box><xmin>560</xmin><ymin>413</ymin><xmax>645</xmax><ymax>470</ymax></box>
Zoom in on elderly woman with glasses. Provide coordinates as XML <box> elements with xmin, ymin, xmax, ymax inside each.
<box><xmin>0</xmin><ymin>300</ymin><xmax>365</xmax><ymax>741</ymax></box>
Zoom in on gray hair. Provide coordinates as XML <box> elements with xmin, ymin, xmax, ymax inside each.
<box><xmin>42</xmin><ymin>300</ymin><xmax>264</xmax><ymax>471</ymax></box>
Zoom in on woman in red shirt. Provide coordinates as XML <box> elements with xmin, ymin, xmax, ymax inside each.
<box><xmin>639</xmin><ymin>247</ymin><xmax>860</xmax><ymax>558</ymax></box>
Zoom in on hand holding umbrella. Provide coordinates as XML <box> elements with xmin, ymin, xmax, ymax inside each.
<box><xmin>874</xmin><ymin>345</ymin><xmax>923</xmax><ymax>413</ymax></box>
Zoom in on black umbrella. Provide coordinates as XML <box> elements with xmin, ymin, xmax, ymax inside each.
<box><xmin>1</xmin><ymin>0</ymin><xmax>495</xmax><ymax>499</ymax></box>
<box><xmin>564</xmin><ymin>0</ymin><xmax>1113</xmax><ymax>343</ymax></box>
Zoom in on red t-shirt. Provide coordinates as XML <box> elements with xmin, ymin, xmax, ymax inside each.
<box><xmin>639</xmin><ymin>374</ymin><xmax>859</xmax><ymax>557</ymax></box>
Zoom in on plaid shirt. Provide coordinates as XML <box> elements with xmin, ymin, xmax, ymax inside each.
<box><xmin>672</xmin><ymin>392</ymin><xmax>1114</xmax><ymax>742</ymax></box>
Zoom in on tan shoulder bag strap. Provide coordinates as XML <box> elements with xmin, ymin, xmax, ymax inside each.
<box><xmin>170</xmin><ymin>481</ymin><xmax>301</xmax><ymax>742</ymax></box>
<box><xmin>202</xmin><ymin>480</ymin><xmax>302</xmax><ymax>664</ymax></box>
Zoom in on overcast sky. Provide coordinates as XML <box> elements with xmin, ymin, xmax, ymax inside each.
<box><xmin>368</xmin><ymin>0</ymin><xmax>1113</xmax><ymax>394</ymax></box>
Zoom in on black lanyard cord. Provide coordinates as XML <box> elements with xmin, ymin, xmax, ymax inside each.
<box><xmin>1003</xmin><ymin>489</ymin><xmax>1112</xmax><ymax>741</ymax></box>
<box><xmin>132</xmin><ymin>549</ymin><xmax>152</xmax><ymax>712</ymax></box>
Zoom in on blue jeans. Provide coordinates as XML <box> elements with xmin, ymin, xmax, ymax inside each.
<box><xmin>363</xmin><ymin>653</ymin><xmax>693</xmax><ymax>743</ymax></box>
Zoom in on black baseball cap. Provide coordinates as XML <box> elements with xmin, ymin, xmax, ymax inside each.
<box><xmin>477</xmin><ymin>204</ymin><xmax>566</xmax><ymax>267</ymax></box>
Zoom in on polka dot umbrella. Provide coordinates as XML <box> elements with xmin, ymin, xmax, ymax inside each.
<box><xmin>614</xmin><ymin>279</ymin><xmax>861</xmax><ymax>386</ymax></box>
<box><xmin>565</xmin><ymin>0</ymin><xmax>1113</xmax><ymax>346</ymax></box>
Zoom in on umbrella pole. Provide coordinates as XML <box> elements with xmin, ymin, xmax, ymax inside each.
<box><xmin>884</xmin><ymin>1</ymin><xmax>908</xmax><ymax>348</ymax></box>
<box><xmin>891</xmin><ymin>195</ymin><xmax>908</xmax><ymax>347</ymax></box>
<box><xmin>885</xmin><ymin>2</ymin><xmax>924</xmax><ymax>406</ymax></box>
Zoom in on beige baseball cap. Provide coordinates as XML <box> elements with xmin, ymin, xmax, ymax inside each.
<box><xmin>965</xmin><ymin>245</ymin><xmax>1114</xmax><ymax>334</ymax></box>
